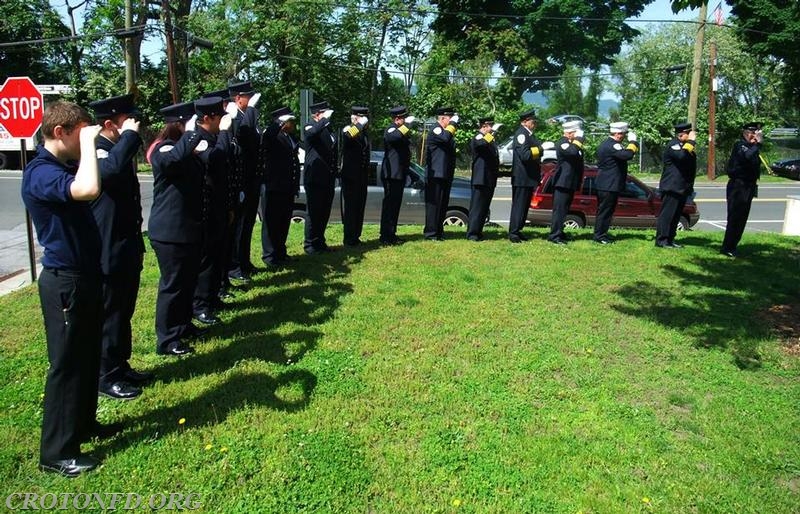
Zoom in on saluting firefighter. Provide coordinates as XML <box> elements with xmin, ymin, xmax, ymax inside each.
<box><xmin>467</xmin><ymin>117</ymin><xmax>501</xmax><ymax>241</ymax></box>
<box><xmin>721</xmin><ymin>121</ymin><xmax>764</xmax><ymax>257</ymax></box>
<box><xmin>148</xmin><ymin>101</ymin><xmax>206</xmax><ymax>357</ymax></box>
<box><xmin>379</xmin><ymin>106</ymin><xmax>415</xmax><ymax>245</ymax></box>
<box><xmin>261</xmin><ymin>107</ymin><xmax>301</xmax><ymax>267</ymax></box>
<box><xmin>655</xmin><ymin>122</ymin><xmax>697</xmax><ymax>248</ymax></box>
<box><xmin>593</xmin><ymin>122</ymin><xmax>639</xmax><ymax>244</ymax></box>
<box><xmin>549</xmin><ymin>120</ymin><xmax>585</xmax><ymax>245</ymax></box>
<box><xmin>303</xmin><ymin>100</ymin><xmax>338</xmax><ymax>254</ymax></box>
<box><xmin>340</xmin><ymin>106</ymin><xmax>371</xmax><ymax>247</ymax></box>
<box><xmin>191</xmin><ymin>98</ymin><xmax>234</xmax><ymax>327</ymax></box>
<box><xmin>424</xmin><ymin>107</ymin><xmax>459</xmax><ymax>241</ymax></box>
<box><xmin>509</xmin><ymin>109</ymin><xmax>546</xmax><ymax>243</ymax></box>
<box><xmin>227</xmin><ymin>81</ymin><xmax>261</xmax><ymax>282</ymax></box>
<box><xmin>87</xmin><ymin>94</ymin><xmax>150</xmax><ymax>401</ymax></box>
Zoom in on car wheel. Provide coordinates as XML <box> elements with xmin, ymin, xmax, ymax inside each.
<box><xmin>563</xmin><ymin>214</ymin><xmax>585</xmax><ymax>229</ymax></box>
<box><xmin>677</xmin><ymin>216</ymin><xmax>690</xmax><ymax>231</ymax></box>
<box><xmin>443</xmin><ymin>210</ymin><xmax>468</xmax><ymax>227</ymax></box>
<box><xmin>291</xmin><ymin>209</ymin><xmax>307</xmax><ymax>224</ymax></box>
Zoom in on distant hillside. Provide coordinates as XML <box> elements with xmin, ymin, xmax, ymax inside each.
<box><xmin>521</xmin><ymin>91</ymin><xmax>619</xmax><ymax>120</ymax></box>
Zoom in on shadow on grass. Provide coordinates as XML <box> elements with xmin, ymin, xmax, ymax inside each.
<box><xmin>611</xmin><ymin>241</ymin><xmax>800</xmax><ymax>369</ymax></box>
<box><xmin>95</xmin><ymin>368</ymin><xmax>317</xmax><ymax>459</ymax></box>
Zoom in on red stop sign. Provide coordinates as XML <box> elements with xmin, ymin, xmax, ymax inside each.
<box><xmin>0</xmin><ymin>77</ymin><xmax>44</xmax><ymax>138</ymax></box>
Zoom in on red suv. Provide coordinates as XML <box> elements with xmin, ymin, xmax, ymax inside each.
<box><xmin>528</xmin><ymin>162</ymin><xmax>700</xmax><ymax>230</ymax></box>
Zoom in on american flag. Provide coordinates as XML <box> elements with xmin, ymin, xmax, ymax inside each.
<box><xmin>713</xmin><ymin>2</ymin><xmax>723</xmax><ymax>26</ymax></box>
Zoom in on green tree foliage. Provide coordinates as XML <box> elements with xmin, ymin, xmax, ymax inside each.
<box><xmin>429</xmin><ymin>0</ymin><xmax>648</xmax><ymax>99</ymax></box>
<box><xmin>0</xmin><ymin>0</ymin><xmax>73</xmax><ymax>82</ymax></box>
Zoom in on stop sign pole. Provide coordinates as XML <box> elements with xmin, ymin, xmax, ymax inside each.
<box><xmin>0</xmin><ymin>77</ymin><xmax>45</xmax><ymax>282</ymax></box>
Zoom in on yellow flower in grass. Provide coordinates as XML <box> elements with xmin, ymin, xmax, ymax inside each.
<box><xmin>220</xmin><ymin>447</ymin><xmax>228</xmax><ymax>453</ymax></box>
<box><xmin>205</xmin><ymin>444</ymin><xmax>212</xmax><ymax>450</ymax></box>
<box><xmin>178</xmin><ymin>418</ymin><xmax>186</xmax><ymax>425</ymax></box>
<box><xmin>642</xmin><ymin>497</ymin><xmax>651</xmax><ymax>504</ymax></box>
<box><xmin>451</xmin><ymin>498</ymin><xmax>461</xmax><ymax>507</ymax></box>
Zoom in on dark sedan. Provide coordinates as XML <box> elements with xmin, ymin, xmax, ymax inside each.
<box><xmin>528</xmin><ymin>162</ymin><xmax>701</xmax><ymax>230</ymax></box>
<box><xmin>770</xmin><ymin>158</ymin><xmax>800</xmax><ymax>180</ymax></box>
<box><xmin>292</xmin><ymin>151</ymin><xmax>475</xmax><ymax>227</ymax></box>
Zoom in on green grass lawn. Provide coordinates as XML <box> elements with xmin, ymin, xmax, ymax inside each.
<box><xmin>1</xmin><ymin>224</ymin><xmax>798</xmax><ymax>513</ymax></box>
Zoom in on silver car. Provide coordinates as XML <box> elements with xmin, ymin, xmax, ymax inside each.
<box><xmin>291</xmin><ymin>151</ymin><xmax>476</xmax><ymax>227</ymax></box>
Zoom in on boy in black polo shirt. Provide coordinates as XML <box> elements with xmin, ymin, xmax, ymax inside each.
<box><xmin>21</xmin><ymin>101</ymin><xmax>113</xmax><ymax>477</ymax></box>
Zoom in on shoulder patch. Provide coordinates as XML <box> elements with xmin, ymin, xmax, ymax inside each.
<box><xmin>516</xmin><ymin>134</ymin><xmax>526</xmax><ymax>145</ymax></box>
<box><xmin>195</xmin><ymin>140</ymin><xmax>209</xmax><ymax>152</ymax></box>
<box><xmin>671</xmin><ymin>144</ymin><xmax>681</xmax><ymax>150</ymax></box>
<box><xmin>159</xmin><ymin>145</ymin><xmax>175</xmax><ymax>153</ymax></box>
<box><xmin>560</xmin><ymin>142</ymin><xmax>570</xmax><ymax>150</ymax></box>
<box><xmin>96</xmin><ymin>149</ymin><xmax>109</xmax><ymax>159</ymax></box>
<box><xmin>387</xmin><ymin>127</ymin><xmax>396</xmax><ymax>133</ymax></box>
<box><xmin>613</xmin><ymin>143</ymin><xmax>623</xmax><ymax>151</ymax></box>
<box><xmin>433</xmin><ymin>127</ymin><xmax>442</xmax><ymax>135</ymax></box>
<box><xmin>475</xmin><ymin>134</ymin><xmax>484</xmax><ymax>140</ymax></box>
<box><xmin>304</xmin><ymin>125</ymin><xmax>312</xmax><ymax>131</ymax></box>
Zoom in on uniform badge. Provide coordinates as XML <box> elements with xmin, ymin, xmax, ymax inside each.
<box><xmin>159</xmin><ymin>145</ymin><xmax>174</xmax><ymax>153</ymax></box>
<box><xmin>195</xmin><ymin>140</ymin><xmax>209</xmax><ymax>152</ymax></box>
<box><xmin>475</xmin><ymin>134</ymin><xmax>484</xmax><ymax>140</ymax></box>
<box><xmin>388</xmin><ymin>127</ymin><xmax>396</xmax><ymax>133</ymax></box>
<box><xmin>613</xmin><ymin>143</ymin><xmax>623</xmax><ymax>150</ymax></box>
<box><xmin>560</xmin><ymin>142</ymin><xmax>570</xmax><ymax>150</ymax></box>
<box><xmin>433</xmin><ymin>127</ymin><xmax>442</xmax><ymax>135</ymax></box>
<box><xmin>96</xmin><ymin>149</ymin><xmax>109</xmax><ymax>159</ymax></box>
<box><xmin>516</xmin><ymin>134</ymin><xmax>526</xmax><ymax>145</ymax></box>
<box><xmin>304</xmin><ymin>125</ymin><xmax>313</xmax><ymax>132</ymax></box>
<box><xmin>671</xmin><ymin>144</ymin><xmax>681</xmax><ymax>150</ymax></box>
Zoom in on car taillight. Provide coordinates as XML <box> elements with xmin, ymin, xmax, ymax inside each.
<box><xmin>532</xmin><ymin>194</ymin><xmax>542</xmax><ymax>208</ymax></box>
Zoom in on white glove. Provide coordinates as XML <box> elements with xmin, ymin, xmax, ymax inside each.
<box><xmin>321</xmin><ymin>109</ymin><xmax>334</xmax><ymax>119</ymax></box>
<box><xmin>219</xmin><ymin>113</ymin><xmax>233</xmax><ymax>131</ymax></box>
<box><xmin>80</xmin><ymin>125</ymin><xmax>102</xmax><ymax>147</ymax></box>
<box><xmin>541</xmin><ymin>141</ymin><xmax>555</xmax><ymax>150</ymax></box>
<box><xmin>450</xmin><ymin>114</ymin><xmax>460</xmax><ymax>124</ymax></box>
<box><xmin>185</xmin><ymin>114</ymin><xmax>197</xmax><ymax>132</ymax></box>
<box><xmin>755</xmin><ymin>130</ymin><xmax>764</xmax><ymax>143</ymax></box>
<box><xmin>404</xmin><ymin>115</ymin><xmax>416</xmax><ymax>125</ymax></box>
<box><xmin>356</xmin><ymin>115</ymin><xmax>369</xmax><ymax>126</ymax></box>
<box><xmin>119</xmin><ymin>117</ymin><xmax>140</xmax><ymax>134</ymax></box>
<box><xmin>248</xmin><ymin>92</ymin><xmax>261</xmax><ymax>107</ymax></box>
<box><xmin>225</xmin><ymin>102</ymin><xmax>238</xmax><ymax>116</ymax></box>
<box><xmin>574</xmin><ymin>129</ymin><xmax>584</xmax><ymax>138</ymax></box>
<box><xmin>491</xmin><ymin>123</ymin><xmax>503</xmax><ymax>132</ymax></box>
<box><xmin>627</xmin><ymin>131</ymin><xmax>637</xmax><ymax>142</ymax></box>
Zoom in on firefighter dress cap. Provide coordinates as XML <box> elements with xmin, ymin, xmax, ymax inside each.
<box><xmin>89</xmin><ymin>94</ymin><xmax>136</xmax><ymax>119</ymax></box>
<box><xmin>562</xmin><ymin>120</ymin><xmax>582</xmax><ymax>132</ymax></box>
<box><xmin>351</xmin><ymin>106</ymin><xmax>369</xmax><ymax>115</ymax></box>
<box><xmin>159</xmin><ymin>101</ymin><xmax>195</xmax><ymax>123</ymax></box>
<box><xmin>203</xmin><ymin>89</ymin><xmax>230</xmax><ymax>101</ymax></box>
<box><xmin>478</xmin><ymin>117</ymin><xmax>494</xmax><ymax>126</ymax></box>
<box><xmin>435</xmin><ymin>107</ymin><xmax>456</xmax><ymax>116</ymax></box>
<box><xmin>310</xmin><ymin>101</ymin><xmax>331</xmax><ymax>113</ymax></box>
<box><xmin>272</xmin><ymin>106</ymin><xmax>296</xmax><ymax>120</ymax></box>
<box><xmin>742</xmin><ymin>121</ymin><xmax>763</xmax><ymax>131</ymax></box>
<box><xmin>674</xmin><ymin>122</ymin><xmax>692</xmax><ymax>133</ymax></box>
<box><xmin>389</xmin><ymin>106</ymin><xmax>408</xmax><ymax>117</ymax></box>
<box><xmin>228</xmin><ymin>81</ymin><xmax>255</xmax><ymax>97</ymax></box>
<box><xmin>518</xmin><ymin>109</ymin><xmax>537</xmax><ymax>121</ymax></box>
<box><xmin>609</xmin><ymin>122</ymin><xmax>629</xmax><ymax>133</ymax></box>
<box><xmin>194</xmin><ymin>97</ymin><xmax>226</xmax><ymax>117</ymax></box>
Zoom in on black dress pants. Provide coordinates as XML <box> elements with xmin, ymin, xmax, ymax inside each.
<box><xmin>655</xmin><ymin>191</ymin><xmax>687</xmax><ymax>245</ymax></box>
<box><xmin>380</xmin><ymin>178</ymin><xmax>404</xmax><ymax>241</ymax></box>
<box><xmin>509</xmin><ymin>186</ymin><xmax>534</xmax><ymax>240</ymax></box>
<box><xmin>423</xmin><ymin>177</ymin><xmax>452</xmax><ymax>239</ymax></box>
<box><xmin>549</xmin><ymin>187</ymin><xmax>575</xmax><ymax>241</ymax></box>
<box><xmin>341</xmin><ymin>176</ymin><xmax>367</xmax><ymax>244</ymax></box>
<box><xmin>467</xmin><ymin>185</ymin><xmax>494</xmax><ymax>239</ymax></box>
<box><xmin>304</xmin><ymin>183</ymin><xmax>335</xmax><ymax>253</ymax></box>
<box><xmin>231</xmin><ymin>177</ymin><xmax>260</xmax><ymax>275</ymax></box>
<box><xmin>151</xmin><ymin>240</ymin><xmax>201</xmax><ymax>352</ymax></box>
<box><xmin>722</xmin><ymin>178</ymin><xmax>757</xmax><ymax>253</ymax></box>
<box><xmin>261</xmin><ymin>190</ymin><xmax>294</xmax><ymax>264</ymax></box>
<box><xmin>194</xmin><ymin>216</ymin><xmax>226</xmax><ymax>315</ymax></box>
<box><xmin>99</xmin><ymin>263</ymin><xmax>141</xmax><ymax>386</ymax></box>
<box><xmin>594</xmin><ymin>190</ymin><xmax>619</xmax><ymax>240</ymax></box>
<box><xmin>38</xmin><ymin>268</ymin><xmax>102</xmax><ymax>462</ymax></box>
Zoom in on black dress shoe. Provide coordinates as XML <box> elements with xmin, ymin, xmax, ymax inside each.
<box><xmin>218</xmin><ymin>290</ymin><xmax>235</xmax><ymax>300</ymax></box>
<box><xmin>655</xmin><ymin>241</ymin><xmax>675</xmax><ymax>248</ymax></box>
<box><xmin>509</xmin><ymin>237</ymin><xmax>523</xmax><ymax>243</ymax></box>
<box><xmin>594</xmin><ymin>238</ymin><xmax>613</xmax><ymax>245</ymax></box>
<box><xmin>124</xmin><ymin>368</ymin><xmax>154</xmax><ymax>385</ymax></box>
<box><xmin>39</xmin><ymin>455</ymin><xmax>99</xmax><ymax>478</ymax></box>
<box><xmin>720</xmin><ymin>249</ymin><xmax>737</xmax><ymax>258</ymax></box>
<box><xmin>186</xmin><ymin>325</ymin><xmax>210</xmax><ymax>340</ymax></box>
<box><xmin>549</xmin><ymin>238</ymin><xmax>568</xmax><ymax>245</ymax></box>
<box><xmin>157</xmin><ymin>342</ymin><xmax>195</xmax><ymax>356</ymax></box>
<box><xmin>228</xmin><ymin>271</ymin><xmax>250</xmax><ymax>283</ymax></box>
<box><xmin>669</xmin><ymin>241</ymin><xmax>683</xmax><ymax>248</ymax></box>
<box><xmin>194</xmin><ymin>312</ymin><xmax>220</xmax><ymax>325</ymax></box>
<box><xmin>99</xmin><ymin>381</ymin><xmax>142</xmax><ymax>400</ymax></box>
<box><xmin>83</xmin><ymin>421</ymin><xmax>123</xmax><ymax>441</ymax></box>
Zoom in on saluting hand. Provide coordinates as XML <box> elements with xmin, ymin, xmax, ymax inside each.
<box><xmin>185</xmin><ymin>115</ymin><xmax>197</xmax><ymax>132</ymax></box>
<box><xmin>688</xmin><ymin>130</ymin><xmax>697</xmax><ymax>140</ymax></box>
<box><xmin>80</xmin><ymin>125</ymin><xmax>102</xmax><ymax>147</ymax></box>
<box><xmin>120</xmin><ymin>117</ymin><xmax>140</xmax><ymax>134</ymax></box>
<box><xmin>219</xmin><ymin>113</ymin><xmax>233</xmax><ymax>131</ymax></box>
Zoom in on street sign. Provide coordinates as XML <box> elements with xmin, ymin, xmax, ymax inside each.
<box><xmin>0</xmin><ymin>77</ymin><xmax>45</xmax><ymax>139</ymax></box>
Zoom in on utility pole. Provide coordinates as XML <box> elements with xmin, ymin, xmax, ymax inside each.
<box><xmin>687</xmin><ymin>2</ymin><xmax>708</xmax><ymax>129</ymax></box>
<box><xmin>124</xmin><ymin>0</ymin><xmax>135</xmax><ymax>94</ymax></box>
<box><xmin>707</xmin><ymin>42</ymin><xmax>717</xmax><ymax>180</ymax></box>
<box><xmin>163</xmin><ymin>0</ymin><xmax>180</xmax><ymax>103</ymax></box>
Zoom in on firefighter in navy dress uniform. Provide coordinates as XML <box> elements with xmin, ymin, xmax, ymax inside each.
<box><xmin>87</xmin><ymin>94</ymin><xmax>150</xmax><ymax>400</ymax></box>
<box><xmin>593</xmin><ymin>121</ymin><xmax>639</xmax><ymax>244</ymax></box>
<box><xmin>509</xmin><ymin>109</ymin><xmax>545</xmax><ymax>243</ymax></box>
<box><xmin>655</xmin><ymin>122</ymin><xmax>697</xmax><ymax>248</ymax></box>
<box><xmin>191</xmin><ymin>97</ymin><xmax>234</xmax><ymax>326</ymax></box>
<box><xmin>303</xmin><ymin>100</ymin><xmax>338</xmax><ymax>254</ymax></box>
<box><xmin>261</xmin><ymin>106</ymin><xmax>301</xmax><ymax>266</ymax></box>
<box><xmin>340</xmin><ymin>106</ymin><xmax>371</xmax><ymax>246</ymax></box>
<box><xmin>148</xmin><ymin>101</ymin><xmax>206</xmax><ymax>356</ymax></box>
<box><xmin>423</xmin><ymin>107</ymin><xmax>458</xmax><ymax>241</ymax></box>
<box><xmin>721</xmin><ymin>122</ymin><xmax>764</xmax><ymax>257</ymax></box>
<box><xmin>548</xmin><ymin>120</ymin><xmax>585</xmax><ymax>244</ymax></box>
<box><xmin>379</xmin><ymin>106</ymin><xmax>414</xmax><ymax>245</ymax></box>
<box><xmin>467</xmin><ymin>117</ymin><xmax>500</xmax><ymax>241</ymax></box>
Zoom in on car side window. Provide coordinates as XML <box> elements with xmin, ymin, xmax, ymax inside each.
<box><xmin>582</xmin><ymin>176</ymin><xmax>595</xmax><ymax>195</ymax></box>
<box><xmin>621</xmin><ymin>180</ymin><xmax>648</xmax><ymax>199</ymax></box>
<box><xmin>542</xmin><ymin>176</ymin><xmax>554</xmax><ymax>194</ymax></box>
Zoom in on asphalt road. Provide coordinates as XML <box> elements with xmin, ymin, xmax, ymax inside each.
<box><xmin>1</xmin><ymin>170</ymin><xmax>799</xmax><ymax>279</ymax></box>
